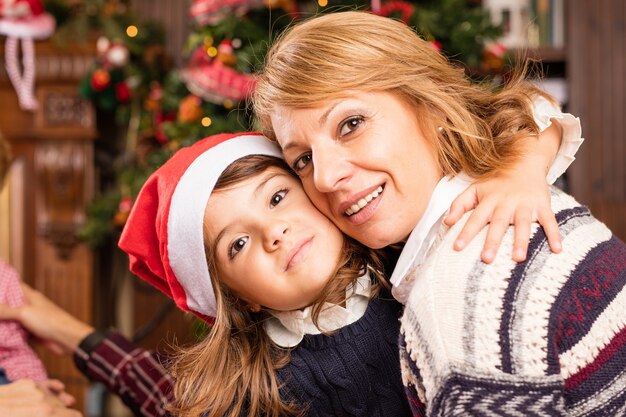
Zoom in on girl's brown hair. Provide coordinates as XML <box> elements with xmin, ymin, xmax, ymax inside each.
<box><xmin>253</xmin><ymin>11</ymin><xmax>554</xmax><ymax>178</ymax></box>
<box><xmin>168</xmin><ymin>155</ymin><xmax>388</xmax><ymax>417</ymax></box>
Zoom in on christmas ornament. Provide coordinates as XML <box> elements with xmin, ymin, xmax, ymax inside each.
<box><xmin>90</xmin><ymin>68</ymin><xmax>111</xmax><ymax>91</ymax></box>
<box><xmin>96</xmin><ymin>36</ymin><xmax>130</xmax><ymax>69</ymax></box>
<box><xmin>216</xmin><ymin>39</ymin><xmax>236</xmax><ymax>67</ymax></box>
<box><xmin>0</xmin><ymin>0</ymin><xmax>56</xmax><ymax>111</ymax></box>
<box><xmin>179</xmin><ymin>46</ymin><xmax>256</xmax><ymax>105</ymax></box>
<box><xmin>190</xmin><ymin>0</ymin><xmax>265</xmax><ymax>26</ymax></box>
<box><xmin>115</xmin><ymin>81</ymin><xmax>131</xmax><ymax>102</ymax></box>
<box><xmin>376</xmin><ymin>0</ymin><xmax>414</xmax><ymax>22</ymax></box>
<box><xmin>177</xmin><ymin>94</ymin><xmax>203</xmax><ymax>123</ymax></box>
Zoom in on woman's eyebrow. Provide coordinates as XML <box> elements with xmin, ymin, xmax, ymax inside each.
<box><xmin>318</xmin><ymin>102</ymin><xmax>340</xmax><ymax>126</ymax></box>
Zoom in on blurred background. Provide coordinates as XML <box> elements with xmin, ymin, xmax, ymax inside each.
<box><xmin>0</xmin><ymin>0</ymin><xmax>623</xmax><ymax>415</ymax></box>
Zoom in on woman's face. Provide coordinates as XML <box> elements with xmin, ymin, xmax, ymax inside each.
<box><xmin>204</xmin><ymin>166</ymin><xmax>345</xmax><ymax>311</ymax></box>
<box><xmin>270</xmin><ymin>91</ymin><xmax>443</xmax><ymax>249</ymax></box>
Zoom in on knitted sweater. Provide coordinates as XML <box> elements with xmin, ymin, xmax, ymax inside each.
<box><xmin>278</xmin><ymin>290</ymin><xmax>412</xmax><ymax>417</ymax></box>
<box><xmin>399</xmin><ymin>187</ymin><xmax>626</xmax><ymax>416</ymax></box>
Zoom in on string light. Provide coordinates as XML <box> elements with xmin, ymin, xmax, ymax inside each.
<box><xmin>223</xmin><ymin>99</ymin><xmax>234</xmax><ymax>109</ymax></box>
<box><xmin>318</xmin><ymin>0</ymin><xmax>328</xmax><ymax>6</ymax></box>
<box><xmin>126</xmin><ymin>25</ymin><xmax>139</xmax><ymax>37</ymax></box>
<box><xmin>201</xmin><ymin>117</ymin><xmax>212</xmax><ymax>127</ymax></box>
<box><xmin>206</xmin><ymin>46</ymin><xmax>218</xmax><ymax>57</ymax></box>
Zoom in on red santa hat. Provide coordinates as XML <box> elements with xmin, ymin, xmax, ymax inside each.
<box><xmin>118</xmin><ymin>132</ymin><xmax>282</xmax><ymax>323</ymax></box>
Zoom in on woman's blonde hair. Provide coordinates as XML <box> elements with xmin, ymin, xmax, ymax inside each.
<box><xmin>253</xmin><ymin>11</ymin><xmax>553</xmax><ymax>178</ymax></box>
<box><xmin>0</xmin><ymin>132</ymin><xmax>10</xmax><ymax>185</ymax></box>
<box><xmin>168</xmin><ymin>155</ymin><xmax>388</xmax><ymax>417</ymax></box>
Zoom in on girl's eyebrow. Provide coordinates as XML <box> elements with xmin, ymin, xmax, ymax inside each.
<box><xmin>254</xmin><ymin>171</ymin><xmax>282</xmax><ymax>195</ymax></box>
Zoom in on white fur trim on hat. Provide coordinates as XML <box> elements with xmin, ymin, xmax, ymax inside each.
<box><xmin>168</xmin><ymin>135</ymin><xmax>282</xmax><ymax>318</ymax></box>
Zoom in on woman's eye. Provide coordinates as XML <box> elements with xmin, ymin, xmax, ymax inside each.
<box><xmin>270</xmin><ymin>189</ymin><xmax>287</xmax><ymax>207</ymax></box>
<box><xmin>339</xmin><ymin>116</ymin><xmax>364</xmax><ymax>137</ymax></box>
<box><xmin>229</xmin><ymin>236</ymin><xmax>249</xmax><ymax>259</ymax></box>
<box><xmin>293</xmin><ymin>154</ymin><xmax>312</xmax><ymax>173</ymax></box>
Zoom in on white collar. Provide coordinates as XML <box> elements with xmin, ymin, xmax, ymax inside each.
<box><xmin>265</xmin><ymin>273</ymin><xmax>372</xmax><ymax>348</ymax></box>
<box><xmin>389</xmin><ymin>173</ymin><xmax>474</xmax><ymax>301</ymax></box>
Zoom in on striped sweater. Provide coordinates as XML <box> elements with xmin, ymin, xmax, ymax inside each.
<box><xmin>399</xmin><ymin>187</ymin><xmax>626</xmax><ymax>416</ymax></box>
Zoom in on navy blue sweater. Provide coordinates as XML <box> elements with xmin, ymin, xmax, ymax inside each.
<box><xmin>276</xmin><ymin>291</ymin><xmax>412</xmax><ymax>417</ymax></box>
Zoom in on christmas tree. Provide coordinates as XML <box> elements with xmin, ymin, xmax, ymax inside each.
<box><xmin>49</xmin><ymin>0</ymin><xmax>502</xmax><ymax>245</ymax></box>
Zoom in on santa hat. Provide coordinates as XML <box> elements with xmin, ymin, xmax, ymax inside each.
<box><xmin>118</xmin><ymin>132</ymin><xmax>282</xmax><ymax>323</ymax></box>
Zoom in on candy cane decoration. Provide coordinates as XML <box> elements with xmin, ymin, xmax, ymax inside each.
<box><xmin>0</xmin><ymin>0</ymin><xmax>55</xmax><ymax>111</ymax></box>
<box><xmin>4</xmin><ymin>36</ymin><xmax>37</xmax><ymax>110</ymax></box>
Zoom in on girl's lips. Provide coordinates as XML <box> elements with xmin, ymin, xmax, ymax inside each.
<box><xmin>285</xmin><ymin>238</ymin><xmax>313</xmax><ymax>271</ymax></box>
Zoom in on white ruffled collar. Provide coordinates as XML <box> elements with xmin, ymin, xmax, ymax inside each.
<box><xmin>389</xmin><ymin>173</ymin><xmax>474</xmax><ymax>303</ymax></box>
<box><xmin>265</xmin><ymin>273</ymin><xmax>372</xmax><ymax>348</ymax></box>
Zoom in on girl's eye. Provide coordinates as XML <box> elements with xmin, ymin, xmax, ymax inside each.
<box><xmin>270</xmin><ymin>189</ymin><xmax>287</xmax><ymax>207</ymax></box>
<box><xmin>229</xmin><ymin>236</ymin><xmax>249</xmax><ymax>259</ymax></box>
<box><xmin>339</xmin><ymin>116</ymin><xmax>364</xmax><ymax>137</ymax></box>
<box><xmin>292</xmin><ymin>154</ymin><xmax>312</xmax><ymax>173</ymax></box>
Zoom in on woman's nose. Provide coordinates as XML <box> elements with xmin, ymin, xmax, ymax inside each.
<box><xmin>312</xmin><ymin>144</ymin><xmax>352</xmax><ymax>193</ymax></box>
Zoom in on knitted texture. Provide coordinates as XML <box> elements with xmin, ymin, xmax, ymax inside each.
<box><xmin>278</xmin><ymin>292</ymin><xmax>412</xmax><ymax>417</ymax></box>
<box><xmin>0</xmin><ymin>260</ymin><xmax>47</xmax><ymax>381</ymax></box>
<box><xmin>400</xmin><ymin>187</ymin><xmax>626</xmax><ymax>417</ymax></box>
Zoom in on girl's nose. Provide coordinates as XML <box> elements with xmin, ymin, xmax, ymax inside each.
<box><xmin>263</xmin><ymin>219</ymin><xmax>289</xmax><ymax>251</ymax></box>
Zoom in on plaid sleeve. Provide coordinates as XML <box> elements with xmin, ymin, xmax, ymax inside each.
<box><xmin>74</xmin><ymin>330</ymin><xmax>174</xmax><ymax>417</ymax></box>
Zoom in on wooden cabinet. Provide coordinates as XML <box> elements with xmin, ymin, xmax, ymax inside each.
<box><xmin>0</xmin><ymin>40</ymin><xmax>96</xmax><ymax>413</ymax></box>
<box><xmin>567</xmin><ymin>0</ymin><xmax>626</xmax><ymax>239</ymax></box>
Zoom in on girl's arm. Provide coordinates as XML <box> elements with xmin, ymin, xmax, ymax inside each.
<box><xmin>445</xmin><ymin>98</ymin><xmax>584</xmax><ymax>263</ymax></box>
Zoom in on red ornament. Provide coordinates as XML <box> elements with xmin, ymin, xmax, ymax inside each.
<box><xmin>0</xmin><ymin>0</ymin><xmax>55</xmax><ymax>110</ymax></box>
<box><xmin>115</xmin><ymin>81</ymin><xmax>131</xmax><ymax>102</ymax></box>
<box><xmin>154</xmin><ymin>111</ymin><xmax>176</xmax><ymax>144</ymax></box>
<box><xmin>91</xmin><ymin>69</ymin><xmax>111</xmax><ymax>91</ymax></box>
<box><xmin>376</xmin><ymin>1</ymin><xmax>415</xmax><ymax>24</ymax></box>
<box><xmin>179</xmin><ymin>46</ymin><xmax>256</xmax><ymax>105</ymax></box>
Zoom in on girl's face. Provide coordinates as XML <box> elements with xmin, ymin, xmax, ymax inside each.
<box><xmin>270</xmin><ymin>91</ymin><xmax>443</xmax><ymax>249</ymax></box>
<box><xmin>204</xmin><ymin>166</ymin><xmax>345</xmax><ymax>311</ymax></box>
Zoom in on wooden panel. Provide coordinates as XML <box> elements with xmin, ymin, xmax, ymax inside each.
<box><xmin>567</xmin><ymin>0</ymin><xmax>626</xmax><ymax>240</ymax></box>
<box><xmin>0</xmin><ymin>39</ymin><xmax>96</xmax><ymax>414</ymax></box>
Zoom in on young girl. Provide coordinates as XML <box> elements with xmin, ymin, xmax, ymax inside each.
<box><xmin>118</xmin><ymin>132</ymin><xmax>412</xmax><ymax>417</ymax></box>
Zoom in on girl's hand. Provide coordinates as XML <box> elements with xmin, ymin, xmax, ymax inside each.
<box><xmin>445</xmin><ymin>121</ymin><xmax>564</xmax><ymax>263</ymax></box>
<box><xmin>445</xmin><ymin>172</ymin><xmax>562</xmax><ymax>263</ymax></box>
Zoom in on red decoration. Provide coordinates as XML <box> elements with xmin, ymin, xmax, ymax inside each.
<box><xmin>179</xmin><ymin>46</ymin><xmax>256</xmax><ymax>105</ymax></box>
<box><xmin>177</xmin><ymin>94</ymin><xmax>203</xmax><ymax>123</ymax></box>
<box><xmin>115</xmin><ymin>81</ymin><xmax>131</xmax><ymax>103</ymax></box>
<box><xmin>154</xmin><ymin>111</ymin><xmax>176</xmax><ymax>144</ymax></box>
<box><xmin>376</xmin><ymin>1</ymin><xmax>415</xmax><ymax>24</ymax></box>
<box><xmin>91</xmin><ymin>69</ymin><xmax>111</xmax><ymax>91</ymax></box>
<box><xmin>0</xmin><ymin>0</ymin><xmax>55</xmax><ymax>111</ymax></box>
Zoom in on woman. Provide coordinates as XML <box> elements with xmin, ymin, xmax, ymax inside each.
<box><xmin>253</xmin><ymin>11</ymin><xmax>582</xmax><ymax>265</ymax></box>
<box><xmin>253</xmin><ymin>11</ymin><xmax>625</xmax><ymax>416</ymax></box>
